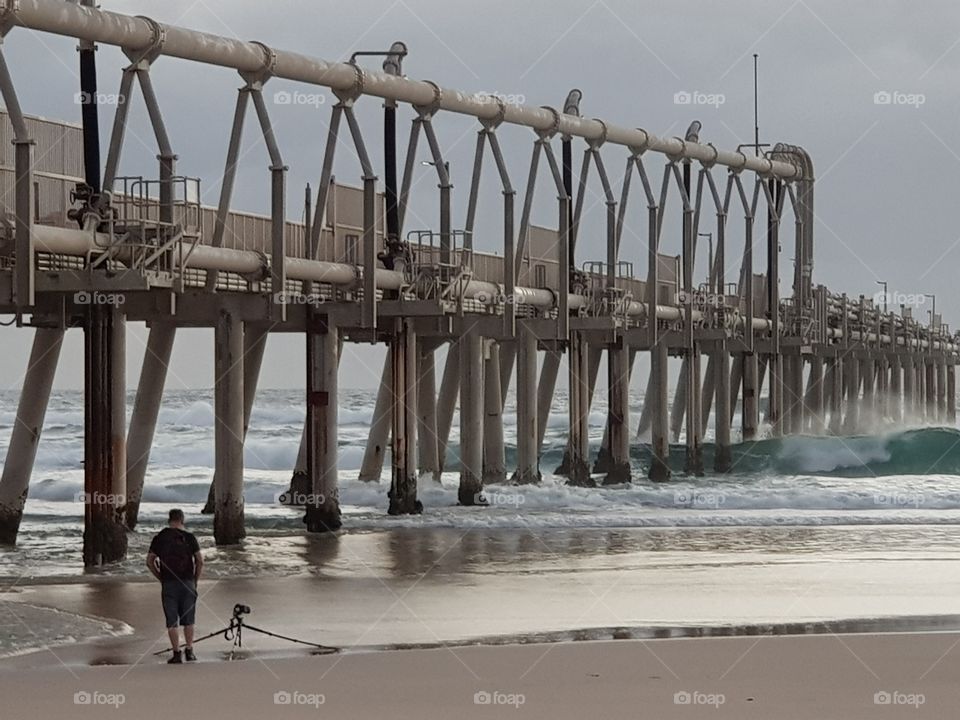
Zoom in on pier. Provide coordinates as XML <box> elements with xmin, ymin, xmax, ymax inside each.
<box><xmin>0</xmin><ymin>0</ymin><xmax>957</xmax><ymax>566</ymax></box>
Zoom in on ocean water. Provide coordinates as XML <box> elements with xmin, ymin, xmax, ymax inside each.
<box><xmin>1</xmin><ymin>388</ymin><xmax>960</xmax><ymax>579</ymax></box>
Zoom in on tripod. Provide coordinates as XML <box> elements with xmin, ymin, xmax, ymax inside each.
<box><xmin>153</xmin><ymin>603</ymin><xmax>337</xmax><ymax>660</ymax></box>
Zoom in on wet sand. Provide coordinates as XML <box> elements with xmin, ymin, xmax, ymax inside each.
<box><xmin>1</xmin><ymin>632</ymin><xmax>958</xmax><ymax>718</ymax></box>
<box><xmin>3</xmin><ymin>526</ymin><xmax>960</xmax><ymax>669</ymax></box>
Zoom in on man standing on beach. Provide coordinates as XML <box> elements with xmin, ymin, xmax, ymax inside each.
<box><xmin>147</xmin><ymin>509</ymin><xmax>203</xmax><ymax>664</ymax></box>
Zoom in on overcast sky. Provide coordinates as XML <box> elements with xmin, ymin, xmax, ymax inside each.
<box><xmin>3</xmin><ymin>0</ymin><xmax>960</xmax><ymax>391</ymax></box>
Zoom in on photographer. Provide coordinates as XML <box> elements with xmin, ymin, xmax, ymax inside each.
<box><xmin>146</xmin><ymin>509</ymin><xmax>203</xmax><ymax>664</ymax></box>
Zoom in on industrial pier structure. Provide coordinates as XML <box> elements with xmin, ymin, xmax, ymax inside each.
<box><xmin>0</xmin><ymin>1</ymin><xmax>956</xmax><ymax>565</ymax></box>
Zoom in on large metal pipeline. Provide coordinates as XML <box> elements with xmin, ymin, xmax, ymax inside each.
<box><xmin>31</xmin><ymin>225</ymin><xmax>698</xmax><ymax>320</ymax></box>
<box><xmin>7</xmin><ymin>0</ymin><xmax>802</xmax><ymax>181</ymax></box>
<box><xmin>33</xmin><ymin>224</ymin><xmax>955</xmax><ymax>349</ymax></box>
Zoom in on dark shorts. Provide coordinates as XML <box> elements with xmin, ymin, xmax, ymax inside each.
<box><xmin>161</xmin><ymin>579</ymin><xmax>197</xmax><ymax>628</ymax></box>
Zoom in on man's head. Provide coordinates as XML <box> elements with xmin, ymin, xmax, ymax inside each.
<box><xmin>168</xmin><ymin>508</ymin><xmax>185</xmax><ymax>527</ymax></box>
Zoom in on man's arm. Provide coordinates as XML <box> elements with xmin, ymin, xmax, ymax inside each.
<box><xmin>193</xmin><ymin>551</ymin><xmax>203</xmax><ymax>583</ymax></box>
<box><xmin>146</xmin><ymin>552</ymin><xmax>162</xmax><ymax>581</ymax></box>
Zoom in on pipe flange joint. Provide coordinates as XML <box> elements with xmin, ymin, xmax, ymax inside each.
<box><xmin>628</xmin><ymin>128</ymin><xmax>650</xmax><ymax>156</ymax></box>
<box><xmin>124</xmin><ymin>16</ymin><xmax>166</xmax><ymax>68</ymax></box>
<box><xmin>699</xmin><ymin>142</ymin><xmax>720</xmax><ymax>169</ymax></box>
<box><xmin>547</xmin><ymin>286</ymin><xmax>559</xmax><ymax>310</ymax></box>
<box><xmin>757</xmin><ymin>156</ymin><xmax>777</xmax><ymax>180</ymax></box>
<box><xmin>537</xmin><ymin>105</ymin><xmax>562</xmax><ymax>140</ymax></box>
<box><xmin>239</xmin><ymin>40</ymin><xmax>277</xmax><ymax>88</ymax></box>
<box><xmin>668</xmin><ymin>136</ymin><xmax>691</xmax><ymax>163</ymax></box>
<box><xmin>333</xmin><ymin>62</ymin><xmax>365</xmax><ymax>105</ymax></box>
<box><xmin>586</xmin><ymin>118</ymin><xmax>608</xmax><ymax>149</ymax></box>
<box><xmin>245</xmin><ymin>250</ymin><xmax>270</xmax><ymax>282</ymax></box>
<box><xmin>479</xmin><ymin>94</ymin><xmax>507</xmax><ymax>130</ymax></box>
<box><xmin>414</xmin><ymin>80</ymin><xmax>443</xmax><ymax>118</ymax></box>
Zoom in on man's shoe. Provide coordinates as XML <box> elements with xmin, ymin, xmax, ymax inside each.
<box><xmin>168</xmin><ymin>651</ymin><xmax>183</xmax><ymax>664</ymax></box>
<box><xmin>184</xmin><ymin>648</ymin><xmax>196</xmax><ymax>662</ymax></box>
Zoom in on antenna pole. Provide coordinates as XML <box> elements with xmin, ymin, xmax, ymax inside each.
<box><xmin>753</xmin><ymin>53</ymin><xmax>760</xmax><ymax>156</ymax></box>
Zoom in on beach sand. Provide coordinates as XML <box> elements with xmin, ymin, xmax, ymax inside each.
<box><xmin>3</xmin><ymin>527</ymin><xmax>960</xmax><ymax>716</ymax></box>
<box><xmin>0</xmin><ymin>631</ymin><xmax>956</xmax><ymax>718</ymax></box>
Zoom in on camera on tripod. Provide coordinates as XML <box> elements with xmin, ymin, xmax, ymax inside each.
<box><xmin>233</xmin><ymin>603</ymin><xmax>252</xmax><ymax>618</ymax></box>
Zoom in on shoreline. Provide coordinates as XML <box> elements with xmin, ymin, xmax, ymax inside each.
<box><xmin>0</xmin><ymin>633</ymin><xmax>956</xmax><ymax>718</ymax></box>
<box><xmin>4</xmin><ymin>578</ymin><xmax>960</xmax><ymax>668</ymax></box>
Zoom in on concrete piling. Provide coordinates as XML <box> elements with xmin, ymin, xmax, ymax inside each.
<box><xmin>126</xmin><ymin>323</ymin><xmax>175</xmax><ymax>528</ymax></box>
<box><xmin>304</xmin><ymin>315</ymin><xmax>342</xmax><ymax>530</ymax></box>
<box><xmin>683</xmin><ymin>349</ymin><xmax>704</xmax><ymax>475</ymax></box>
<box><xmin>649</xmin><ymin>342</ymin><xmax>671</xmax><ymax>482</ymax></box>
<box><xmin>388</xmin><ymin>320</ymin><xmax>420</xmax><ymax>515</ymax></box>
<box><xmin>482</xmin><ymin>341</ymin><xmax>506</xmax><ymax>484</ymax></box>
<box><xmin>83</xmin><ymin>306</ymin><xmax>128</xmax><ymax>565</ymax></box>
<box><xmin>514</xmin><ymin>324</ymin><xmax>540</xmax><ymax>484</ymax></box>
<box><xmin>204</xmin><ymin>323</ymin><xmax>267</xmax><ymax>513</ymax></box>
<box><xmin>742</xmin><ymin>352</ymin><xmax>759</xmax><ymax>441</ymax></box>
<box><xmin>436</xmin><ymin>342</ymin><xmax>460</xmax><ymax>474</ymax></box>
<box><xmin>417</xmin><ymin>343</ymin><xmax>440</xmax><ymax>481</ymax></box>
<box><xmin>358</xmin><ymin>349</ymin><xmax>393</xmax><ymax>482</ymax></box>
<box><xmin>714</xmin><ymin>348</ymin><xmax>732</xmax><ymax>472</ymax></box>
<box><xmin>458</xmin><ymin>325</ymin><xmax>485</xmax><ymax>505</ymax></box>
<box><xmin>603</xmin><ymin>339</ymin><xmax>631</xmax><ymax>485</ymax></box>
<box><xmin>566</xmin><ymin>332</ymin><xmax>592</xmax><ymax>486</ymax></box>
<box><xmin>213</xmin><ymin>311</ymin><xmax>245</xmax><ymax>545</ymax></box>
<box><xmin>0</xmin><ymin>328</ymin><xmax>64</xmax><ymax>545</ymax></box>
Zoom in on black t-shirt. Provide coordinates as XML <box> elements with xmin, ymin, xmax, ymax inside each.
<box><xmin>149</xmin><ymin>527</ymin><xmax>200</xmax><ymax>582</ymax></box>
